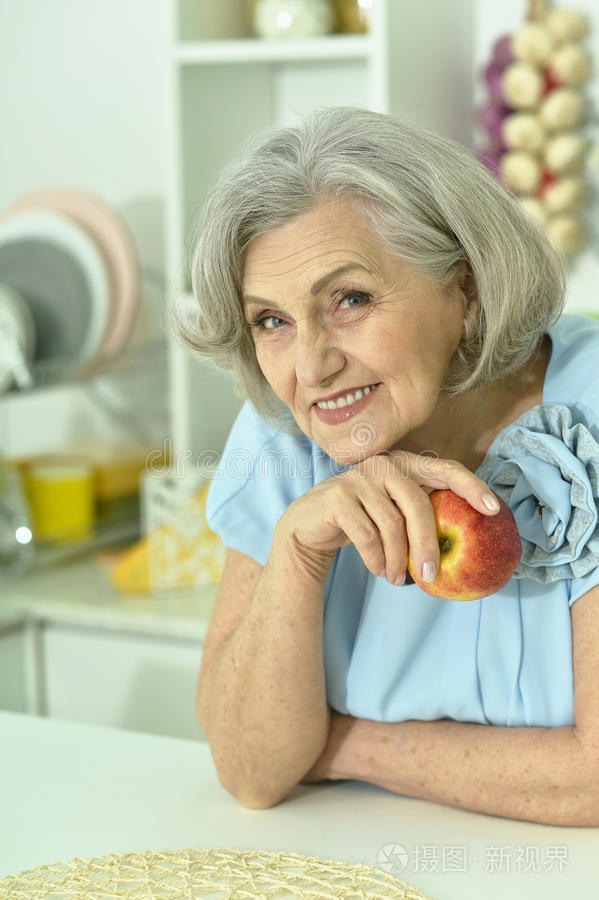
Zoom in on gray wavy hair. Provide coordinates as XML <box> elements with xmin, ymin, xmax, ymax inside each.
<box><xmin>171</xmin><ymin>105</ymin><xmax>566</xmax><ymax>435</ymax></box>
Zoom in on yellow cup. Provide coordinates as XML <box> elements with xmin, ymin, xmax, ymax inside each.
<box><xmin>24</xmin><ymin>458</ymin><xmax>94</xmax><ymax>544</ymax></box>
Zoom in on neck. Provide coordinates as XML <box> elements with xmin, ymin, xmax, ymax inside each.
<box><xmin>397</xmin><ymin>335</ymin><xmax>551</xmax><ymax>472</ymax></box>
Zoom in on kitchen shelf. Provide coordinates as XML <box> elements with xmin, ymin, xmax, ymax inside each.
<box><xmin>174</xmin><ymin>34</ymin><xmax>372</xmax><ymax>64</ymax></box>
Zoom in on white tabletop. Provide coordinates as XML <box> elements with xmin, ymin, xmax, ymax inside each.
<box><xmin>1</xmin><ymin>711</ymin><xmax>596</xmax><ymax>900</ymax></box>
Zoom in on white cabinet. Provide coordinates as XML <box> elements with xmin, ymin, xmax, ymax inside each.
<box><xmin>41</xmin><ymin>622</ymin><xmax>206</xmax><ymax>742</ymax></box>
<box><xmin>2</xmin><ymin>557</ymin><xmax>214</xmax><ymax>740</ymax></box>
<box><xmin>165</xmin><ymin>0</ymin><xmax>474</xmax><ymax>458</ymax></box>
<box><xmin>0</xmin><ymin>624</ymin><xmax>27</xmax><ymax>713</ymax></box>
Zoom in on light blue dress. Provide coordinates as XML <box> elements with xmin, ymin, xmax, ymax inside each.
<box><xmin>206</xmin><ymin>314</ymin><xmax>599</xmax><ymax>728</ymax></box>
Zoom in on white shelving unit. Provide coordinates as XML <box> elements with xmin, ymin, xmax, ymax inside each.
<box><xmin>165</xmin><ymin>0</ymin><xmax>474</xmax><ymax>461</ymax></box>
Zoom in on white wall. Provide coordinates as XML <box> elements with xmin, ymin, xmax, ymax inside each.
<box><xmin>474</xmin><ymin>0</ymin><xmax>599</xmax><ymax>315</ymax></box>
<box><xmin>0</xmin><ymin>0</ymin><xmax>169</xmax><ymax>230</ymax></box>
<box><xmin>0</xmin><ymin>0</ymin><xmax>171</xmax><ymax>457</ymax></box>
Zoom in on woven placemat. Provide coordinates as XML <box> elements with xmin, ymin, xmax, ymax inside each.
<box><xmin>0</xmin><ymin>847</ymin><xmax>434</xmax><ymax>899</ymax></box>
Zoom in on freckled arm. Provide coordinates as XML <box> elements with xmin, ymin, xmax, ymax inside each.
<box><xmin>310</xmin><ymin>713</ymin><xmax>596</xmax><ymax>827</ymax></box>
<box><xmin>303</xmin><ymin>562</ymin><xmax>599</xmax><ymax>828</ymax></box>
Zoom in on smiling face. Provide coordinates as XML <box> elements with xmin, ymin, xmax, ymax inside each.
<box><xmin>241</xmin><ymin>197</ymin><xmax>470</xmax><ymax>465</ymax></box>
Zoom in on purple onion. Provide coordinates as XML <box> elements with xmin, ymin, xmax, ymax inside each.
<box><xmin>483</xmin><ymin>62</ymin><xmax>505</xmax><ymax>103</ymax></box>
<box><xmin>477</xmin><ymin>101</ymin><xmax>511</xmax><ymax>145</ymax></box>
<box><xmin>477</xmin><ymin>147</ymin><xmax>503</xmax><ymax>179</ymax></box>
<box><xmin>492</xmin><ymin>34</ymin><xmax>514</xmax><ymax>69</ymax></box>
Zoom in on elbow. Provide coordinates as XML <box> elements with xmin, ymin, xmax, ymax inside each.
<box><xmin>196</xmin><ymin>698</ymin><xmax>208</xmax><ymax>741</ymax></box>
<box><xmin>196</xmin><ymin>698</ymin><xmax>287</xmax><ymax>808</ymax></box>
<box><xmin>211</xmin><ymin>743</ymin><xmax>301</xmax><ymax>809</ymax></box>
<box><xmin>196</xmin><ymin>677</ymin><xmax>213</xmax><ymax>742</ymax></box>
<box><xmin>235</xmin><ymin>786</ymin><xmax>286</xmax><ymax>810</ymax></box>
<box><xmin>216</xmin><ymin>766</ymin><xmax>289</xmax><ymax>810</ymax></box>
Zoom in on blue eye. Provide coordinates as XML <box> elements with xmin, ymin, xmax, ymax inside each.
<box><xmin>339</xmin><ymin>290</ymin><xmax>369</xmax><ymax>308</ymax></box>
<box><xmin>247</xmin><ymin>288</ymin><xmax>371</xmax><ymax>333</ymax></box>
<box><xmin>249</xmin><ymin>314</ymin><xmax>286</xmax><ymax>330</ymax></box>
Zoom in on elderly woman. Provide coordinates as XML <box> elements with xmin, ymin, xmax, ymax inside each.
<box><xmin>175</xmin><ymin>106</ymin><xmax>599</xmax><ymax>826</ymax></box>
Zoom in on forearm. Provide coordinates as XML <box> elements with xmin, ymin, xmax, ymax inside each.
<box><xmin>199</xmin><ymin>532</ymin><xmax>330</xmax><ymax>809</ymax></box>
<box><xmin>328</xmin><ymin>716</ymin><xmax>599</xmax><ymax>826</ymax></box>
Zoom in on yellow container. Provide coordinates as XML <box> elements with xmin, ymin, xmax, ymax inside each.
<box><xmin>23</xmin><ymin>458</ymin><xmax>94</xmax><ymax>544</ymax></box>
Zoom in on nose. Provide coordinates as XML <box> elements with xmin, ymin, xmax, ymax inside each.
<box><xmin>294</xmin><ymin>318</ymin><xmax>345</xmax><ymax>388</ymax></box>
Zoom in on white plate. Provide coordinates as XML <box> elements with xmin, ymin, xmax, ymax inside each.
<box><xmin>0</xmin><ymin>209</ymin><xmax>111</xmax><ymax>380</ymax></box>
<box><xmin>0</xmin><ymin>284</ymin><xmax>36</xmax><ymax>392</ymax></box>
<box><xmin>2</xmin><ymin>188</ymin><xmax>141</xmax><ymax>367</ymax></box>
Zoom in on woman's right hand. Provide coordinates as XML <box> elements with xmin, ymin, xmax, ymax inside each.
<box><xmin>276</xmin><ymin>449</ymin><xmax>501</xmax><ymax>587</ymax></box>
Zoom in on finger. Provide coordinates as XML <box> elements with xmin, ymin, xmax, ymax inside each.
<box><xmin>360</xmin><ymin>490</ymin><xmax>409</xmax><ymax>585</ymax></box>
<box><xmin>383</xmin><ymin>476</ymin><xmax>441</xmax><ymax>584</ymax></box>
<box><xmin>389</xmin><ymin>451</ymin><xmax>502</xmax><ymax>517</ymax></box>
<box><xmin>333</xmin><ymin>505</ymin><xmax>386</xmax><ymax>578</ymax></box>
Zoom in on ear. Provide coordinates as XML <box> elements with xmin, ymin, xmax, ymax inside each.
<box><xmin>454</xmin><ymin>260</ymin><xmax>478</xmax><ymax>313</ymax></box>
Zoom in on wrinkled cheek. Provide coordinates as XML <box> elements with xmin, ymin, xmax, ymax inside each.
<box><xmin>257</xmin><ymin>349</ymin><xmax>289</xmax><ymax>399</ymax></box>
<box><xmin>255</xmin><ymin>347</ymin><xmax>272</xmax><ymax>380</ymax></box>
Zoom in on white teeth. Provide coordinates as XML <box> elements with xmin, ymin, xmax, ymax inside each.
<box><xmin>317</xmin><ymin>384</ymin><xmax>378</xmax><ymax>410</ymax></box>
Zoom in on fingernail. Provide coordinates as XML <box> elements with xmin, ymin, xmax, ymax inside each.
<box><xmin>422</xmin><ymin>561</ymin><xmax>438</xmax><ymax>584</ymax></box>
<box><xmin>393</xmin><ymin>573</ymin><xmax>405</xmax><ymax>586</ymax></box>
<box><xmin>482</xmin><ymin>492</ymin><xmax>500</xmax><ymax>512</ymax></box>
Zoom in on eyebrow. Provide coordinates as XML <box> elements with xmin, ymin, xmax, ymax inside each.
<box><xmin>241</xmin><ymin>263</ymin><xmax>372</xmax><ymax>309</ymax></box>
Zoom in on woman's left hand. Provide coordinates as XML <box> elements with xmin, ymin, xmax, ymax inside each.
<box><xmin>300</xmin><ymin>710</ymin><xmax>356</xmax><ymax>783</ymax></box>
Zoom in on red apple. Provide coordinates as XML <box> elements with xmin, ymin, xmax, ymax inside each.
<box><xmin>407</xmin><ymin>489</ymin><xmax>522</xmax><ymax>601</ymax></box>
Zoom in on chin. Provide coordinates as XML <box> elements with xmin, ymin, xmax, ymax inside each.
<box><xmin>323</xmin><ymin>439</ymin><xmax>387</xmax><ymax>469</ymax></box>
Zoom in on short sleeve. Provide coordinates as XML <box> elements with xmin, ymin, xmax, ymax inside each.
<box><xmin>205</xmin><ymin>401</ymin><xmax>321</xmax><ymax>566</ymax></box>
<box><xmin>476</xmin><ymin>315</ymin><xmax>599</xmax><ymax>607</ymax></box>
<box><xmin>569</xmin><ymin>566</ymin><xmax>599</xmax><ymax>607</ymax></box>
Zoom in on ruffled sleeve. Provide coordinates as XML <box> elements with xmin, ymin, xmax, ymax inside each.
<box><xmin>206</xmin><ymin>401</ymin><xmax>326</xmax><ymax>567</ymax></box>
<box><xmin>477</xmin><ymin>404</ymin><xmax>599</xmax><ymax>598</ymax></box>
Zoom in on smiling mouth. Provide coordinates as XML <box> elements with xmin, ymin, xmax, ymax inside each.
<box><xmin>313</xmin><ymin>383</ymin><xmax>381</xmax><ymax>410</ymax></box>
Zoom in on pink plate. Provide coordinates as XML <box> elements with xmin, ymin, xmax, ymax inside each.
<box><xmin>0</xmin><ymin>188</ymin><xmax>140</xmax><ymax>374</ymax></box>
